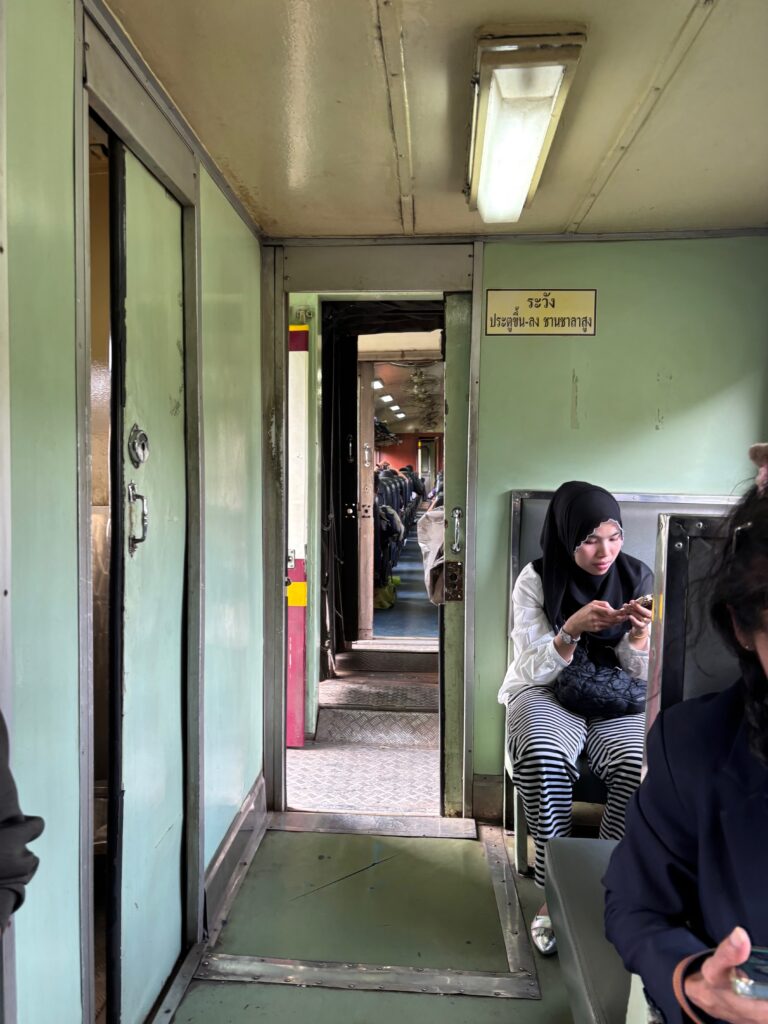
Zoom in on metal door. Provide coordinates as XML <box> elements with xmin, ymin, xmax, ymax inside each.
<box><xmin>110</xmin><ymin>145</ymin><xmax>186</xmax><ymax>1024</ymax></box>
<box><xmin>441</xmin><ymin>293</ymin><xmax>471</xmax><ymax>816</ymax></box>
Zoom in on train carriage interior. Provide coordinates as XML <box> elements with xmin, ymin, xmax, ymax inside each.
<box><xmin>1</xmin><ymin>1</ymin><xmax>767</xmax><ymax>1023</ymax></box>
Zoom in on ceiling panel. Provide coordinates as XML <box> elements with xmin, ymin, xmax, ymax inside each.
<box><xmin>106</xmin><ymin>0</ymin><xmax>404</xmax><ymax>235</ymax></box>
<box><xmin>103</xmin><ymin>0</ymin><xmax>768</xmax><ymax>237</ymax></box>
<box><xmin>402</xmin><ymin>0</ymin><xmax>698</xmax><ymax>235</ymax></box>
<box><xmin>580</xmin><ymin>0</ymin><xmax>768</xmax><ymax>232</ymax></box>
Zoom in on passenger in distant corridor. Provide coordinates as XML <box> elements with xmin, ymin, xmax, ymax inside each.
<box><xmin>604</xmin><ymin>464</ymin><xmax>768</xmax><ymax>1024</ymax></box>
<box><xmin>498</xmin><ymin>481</ymin><xmax>652</xmax><ymax>955</ymax></box>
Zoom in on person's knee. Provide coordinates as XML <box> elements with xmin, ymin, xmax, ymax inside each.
<box><xmin>513</xmin><ymin>740</ymin><xmax>577</xmax><ymax>775</ymax></box>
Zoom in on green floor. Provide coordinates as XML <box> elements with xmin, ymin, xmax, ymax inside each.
<box><xmin>173</xmin><ymin>831</ymin><xmax>573</xmax><ymax>1024</ymax></box>
<box><xmin>217</xmin><ymin>831</ymin><xmax>508</xmax><ymax>972</ymax></box>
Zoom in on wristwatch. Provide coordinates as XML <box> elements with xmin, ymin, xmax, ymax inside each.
<box><xmin>558</xmin><ymin>627</ymin><xmax>581</xmax><ymax>645</ymax></box>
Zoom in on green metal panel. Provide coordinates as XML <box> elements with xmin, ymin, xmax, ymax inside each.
<box><xmin>474</xmin><ymin>237</ymin><xmax>768</xmax><ymax>775</ymax></box>
<box><xmin>120</xmin><ymin>149</ymin><xmax>186</xmax><ymax>1023</ymax></box>
<box><xmin>6</xmin><ymin>0</ymin><xmax>81</xmax><ymax>1020</ymax></box>
<box><xmin>199</xmin><ymin>170</ymin><xmax>264</xmax><ymax>866</ymax></box>
<box><xmin>217</xmin><ymin>831</ymin><xmax>507</xmax><ymax>971</ymax></box>
<box><xmin>442</xmin><ymin>294</ymin><xmax>471</xmax><ymax>816</ymax></box>
<box><xmin>288</xmin><ymin>294</ymin><xmax>321</xmax><ymax>737</ymax></box>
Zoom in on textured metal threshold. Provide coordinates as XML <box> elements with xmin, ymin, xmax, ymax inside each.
<box><xmin>269</xmin><ymin>810</ymin><xmax>477</xmax><ymax>839</ymax></box>
<box><xmin>196</xmin><ymin>953</ymin><xmax>539</xmax><ymax>999</ymax></box>
<box><xmin>349</xmin><ymin>638</ymin><xmax>439</xmax><ymax>652</ymax></box>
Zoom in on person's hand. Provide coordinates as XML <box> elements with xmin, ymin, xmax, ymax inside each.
<box><xmin>564</xmin><ymin>601</ymin><xmax>628</xmax><ymax>637</ymax></box>
<box><xmin>624</xmin><ymin>599</ymin><xmax>653</xmax><ymax>641</ymax></box>
<box><xmin>624</xmin><ymin>599</ymin><xmax>652</xmax><ymax>631</ymax></box>
<box><xmin>683</xmin><ymin>928</ymin><xmax>768</xmax><ymax>1023</ymax></box>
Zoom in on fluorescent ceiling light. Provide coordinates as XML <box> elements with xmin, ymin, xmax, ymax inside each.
<box><xmin>467</xmin><ymin>29</ymin><xmax>585</xmax><ymax>223</ymax></box>
<box><xmin>389</xmin><ymin>405</ymin><xmax>401</xmax><ymax>411</ymax></box>
<box><xmin>372</xmin><ymin>378</ymin><xmax>384</xmax><ymax>389</ymax></box>
<box><xmin>396</xmin><ymin>412</ymin><xmax>406</xmax><ymax>419</ymax></box>
<box><xmin>380</xmin><ymin>394</ymin><xmax>393</xmax><ymax>403</ymax></box>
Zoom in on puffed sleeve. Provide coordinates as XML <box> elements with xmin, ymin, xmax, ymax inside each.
<box><xmin>497</xmin><ymin>564</ymin><xmax>570</xmax><ymax>704</ymax></box>
<box><xmin>603</xmin><ymin>714</ymin><xmax>707</xmax><ymax>1023</ymax></box>
<box><xmin>0</xmin><ymin>713</ymin><xmax>44</xmax><ymax>930</ymax></box>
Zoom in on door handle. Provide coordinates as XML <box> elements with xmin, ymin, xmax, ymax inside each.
<box><xmin>363</xmin><ymin>443</ymin><xmax>372</xmax><ymax>468</ymax></box>
<box><xmin>451</xmin><ymin>506</ymin><xmax>463</xmax><ymax>554</ymax></box>
<box><xmin>127</xmin><ymin>482</ymin><xmax>149</xmax><ymax>556</ymax></box>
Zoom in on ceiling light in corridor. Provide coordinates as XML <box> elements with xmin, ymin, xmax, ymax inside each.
<box><xmin>466</xmin><ymin>27</ymin><xmax>585</xmax><ymax>223</ymax></box>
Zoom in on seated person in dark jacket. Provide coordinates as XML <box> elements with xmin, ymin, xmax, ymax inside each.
<box><xmin>604</xmin><ymin>460</ymin><xmax>768</xmax><ymax>1024</ymax></box>
<box><xmin>0</xmin><ymin>711</ymin><xmax>44</xmax><ymax>930</ymax></box>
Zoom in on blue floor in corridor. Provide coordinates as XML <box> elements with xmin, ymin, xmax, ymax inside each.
<box><xmin>374</xmin><ymin>526</ymin><xmax>439</xmax><ymax>639</ymax></box>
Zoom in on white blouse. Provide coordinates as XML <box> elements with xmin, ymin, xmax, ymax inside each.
<box><xmin>497</xmin><ymin>562</ymin><xmax>649</xmax><ymax>706</ymax></box>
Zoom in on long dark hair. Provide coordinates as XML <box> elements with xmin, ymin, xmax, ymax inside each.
<box><xmin>710</xmin><ymin>485</ymin><xmax>768</xmax><ymax>762</ymax></box>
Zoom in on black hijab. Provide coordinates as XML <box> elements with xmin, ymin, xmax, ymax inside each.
<box><xmin>533</xmin><ymin>481</ymin><xmax>652</xmax><ymax>661</ymax></box>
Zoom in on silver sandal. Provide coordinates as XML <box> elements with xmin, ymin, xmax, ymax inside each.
<box><xmin>530</xmin><ymin>913</ymin><xmax>557</xmax><ymax>956</ymax></box>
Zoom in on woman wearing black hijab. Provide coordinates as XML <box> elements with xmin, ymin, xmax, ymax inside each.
<box><xmin>498</xmin><ymin>481</ymin><xmax>653</xmax><ymax>954</ymax></box>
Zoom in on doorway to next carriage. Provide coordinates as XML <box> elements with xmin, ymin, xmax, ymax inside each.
<box><xmin>285</xmin><ymin>300</ymin><xmax>451</xmax><ymax>818</ymax></box>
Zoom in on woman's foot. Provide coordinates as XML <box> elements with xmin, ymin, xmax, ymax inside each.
<box><xmin>531</xmin><ymin>902</ymin><xmax>557</xmax><ymax>956</ymax></box>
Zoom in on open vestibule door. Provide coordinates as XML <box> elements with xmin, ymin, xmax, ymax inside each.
<box><xmin>109</xmin><ymin>143</ymin><xmax>187</xmax><ymax>1024</ymax></box>
<box><xmin>441</xmin><ymin>293</ymin><xmax>471</xmax><ymax>816</ymax></box>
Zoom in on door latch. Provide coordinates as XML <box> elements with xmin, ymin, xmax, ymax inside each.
<box><xmin>444</xmin><ymin>561</ymin><xmax>464</xmax><ymax>602</ymax></box>
<box><xmin>127</xmin><ymin>482</ymin><xmax>149</xmax><ymax>556</ymax></box>
<box><xmin>127</xmin><ymin>423</ymin><xmax>150</xmax><ymax>468</ymax></box>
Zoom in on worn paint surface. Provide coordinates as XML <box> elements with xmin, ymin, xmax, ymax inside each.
<box><xmin>289</xmin><ymin>294</ymin><xmax>321</xmax><ymax>737</ymax></box>
<box><xmin>6</xmin><ymin>0</ymin><xmax>81</xmax><ymax>1020</ymax></box>
<box><xmin>216</xmin><ymin>830</ymin><xmax>508</xmax><ymax>971</ymax></box>
<box><xmin>120</xmin><ymin>149</ymin><xmax>186</xmax><ymax>1023</ymax></box>
<box><xmin>474</xmin><ymin>237</ymin><xmax>768</xmax><ymax>774</ymax></box>
<box><xmin>200</xmin><ymin>170</ymin><xmax>264</xmax><ymax>866</ymax></box>
<box><xmin>442</xmin><ymin>293</ymin><xmax>471</xmax><ymax>816</ymax></box>
<box><xmin>174</xmin><ymin>835</ymin><xmax>569</xmax><ymax>1023</ymax></box>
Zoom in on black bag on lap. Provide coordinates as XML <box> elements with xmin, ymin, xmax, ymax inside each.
<box><xmin>553</xmin><ymin>644</ymin><xmax>646</xmax><ymax>719</ymax></box>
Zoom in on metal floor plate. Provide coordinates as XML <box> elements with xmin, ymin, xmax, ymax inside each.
<box><xmin>287</xmin><ymin>742</ymin><xmax>440</xmax><ymax>815</ymax></box>
<box><xmin>192</xmin><ymin>826</ymin><xmax>539</xmax><ymax>1001</ymax></box>
<box><xmin>269</xmin><ymin>811</ymin><xmax>477</xmax><ymax>840</ymax></box>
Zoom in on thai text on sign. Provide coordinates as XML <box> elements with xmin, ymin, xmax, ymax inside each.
<box><xmin>486</xmin><ymin>290</ymin><xmax>597</xmax><ymax>335</ymax></box>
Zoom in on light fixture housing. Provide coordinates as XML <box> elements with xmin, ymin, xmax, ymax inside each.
<box><xmin>372</xmin><ymin>378</ymin><xmax>384</xmax><ymax>389</ymax></box>
<box><xmin>380</xmin><ymin>394</ymin><xmax>394</xmax><ymax>403</ymax></box>
<box><xmin>395</xmin><ymin>412</ymin><xmax>406</xmax><ymax>419</ymax></box>
<box><xmin>466</xmin><ymin>26</ymin><xmax>585</xmax><ymax>224</ymax></box>
<box><xmin>389</xmin><ymin>405</ymin><xmax>401</xmax><ymax>411</ymax></box>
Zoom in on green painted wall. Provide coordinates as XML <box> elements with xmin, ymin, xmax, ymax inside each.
<box><xmin>288</xmin><ymin>294</ymin><xmax>321</xmax><ymax>736</ymax></box>
<box><xmin>6</xmin><ymin>0</ymin><xmax>82</xmax><ymax>1020</ymax></box>
<box><xmin>200</xmin><ymin>171</ymin><xmax>264</xmax><ymax>867</ymax></box>
<box><xmin>474</xmin><ymin>237</ymin><xmax>768</xmax><ymax>775</ymax></box>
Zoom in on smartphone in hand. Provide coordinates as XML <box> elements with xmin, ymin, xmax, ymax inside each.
<box><xmin>731</xmin><ymin>948</ymin><xmax>768</xmax><ymax>999</ymax></box>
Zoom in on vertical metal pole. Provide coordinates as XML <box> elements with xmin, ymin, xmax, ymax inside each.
<box><xmin>182</xmin><ymin>174</ymin><xmax>205</xmax><ymax>945</ymax></box>
<box><xmin>463</xmin><ymin>240</ymin><xmax>484</xmax><ymax>817</ymax></box>
<box><xmin>357</xmin><ymin>362</ymin><xmax>375</xmax><ymax>640</ymax></box>
<box><xmin>74</xmin><ymin>4</ymin><xmax>96</xmax><ymax>1019</ymax></box>
<box><xmin>0</xmin><ymin>0</ymin><xmax>17</xmax><ymax>1017</ymax></box>
<box><xmin>262</xmin><ymin>247</ymin><xmax>287</xmax><ymax>811</ymax></box>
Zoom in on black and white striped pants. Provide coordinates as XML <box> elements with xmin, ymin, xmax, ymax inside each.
<box><xmin>506</xmin><ymin>686</ymin><xmax>644</xmax><ymax>887</ymax></box>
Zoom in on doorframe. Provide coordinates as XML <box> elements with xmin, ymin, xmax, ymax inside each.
<box><xmin>74</xmin><ymin>6</ymin><xmax>208</xmax><ymax>1018</ymax></box>
<box><xmin>0</xmin><ymin>0</ymin><xmax>17</xmax><ymax>1017</ymax></box>
<box><xmin>265</xmin><ymin>244</ymin><xmax>482</xmax><ymax>817</ymax></box>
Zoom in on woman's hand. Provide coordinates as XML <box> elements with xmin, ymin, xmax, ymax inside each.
<box><xmin>563</xmin><ymin>601</ymin><xmax>628</xmax><ymax>637</ymax></box>
<box><xmin>624</xmin><ymin>599</ymin><xmax>653</xmax><ymax>648</ymax></box>
<box><xmin>682</xmin><ymin>928</ymin><xmax>768</xmax><ymax>1023</ymax></box>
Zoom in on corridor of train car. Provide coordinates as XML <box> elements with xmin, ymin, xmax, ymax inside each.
<box><xmin>3</xmin><ymin>1</ymin><xmax>768</xmax><ymax>1023</ymax></box>
<box><xmin>285</xmin><ymin>300</ymin><xmax>454</xmax><ymax>819</ymax></box>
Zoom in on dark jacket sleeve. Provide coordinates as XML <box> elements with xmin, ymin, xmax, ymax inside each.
<box><xmin>0</xmin><ymin>712</ymin><xmax>44</xmax><ymax>930</ymax></box>
<box><xmin>603</xmin><ymin>713</ymin><xmax>707</xmax><ymax>1023</ymax></box>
